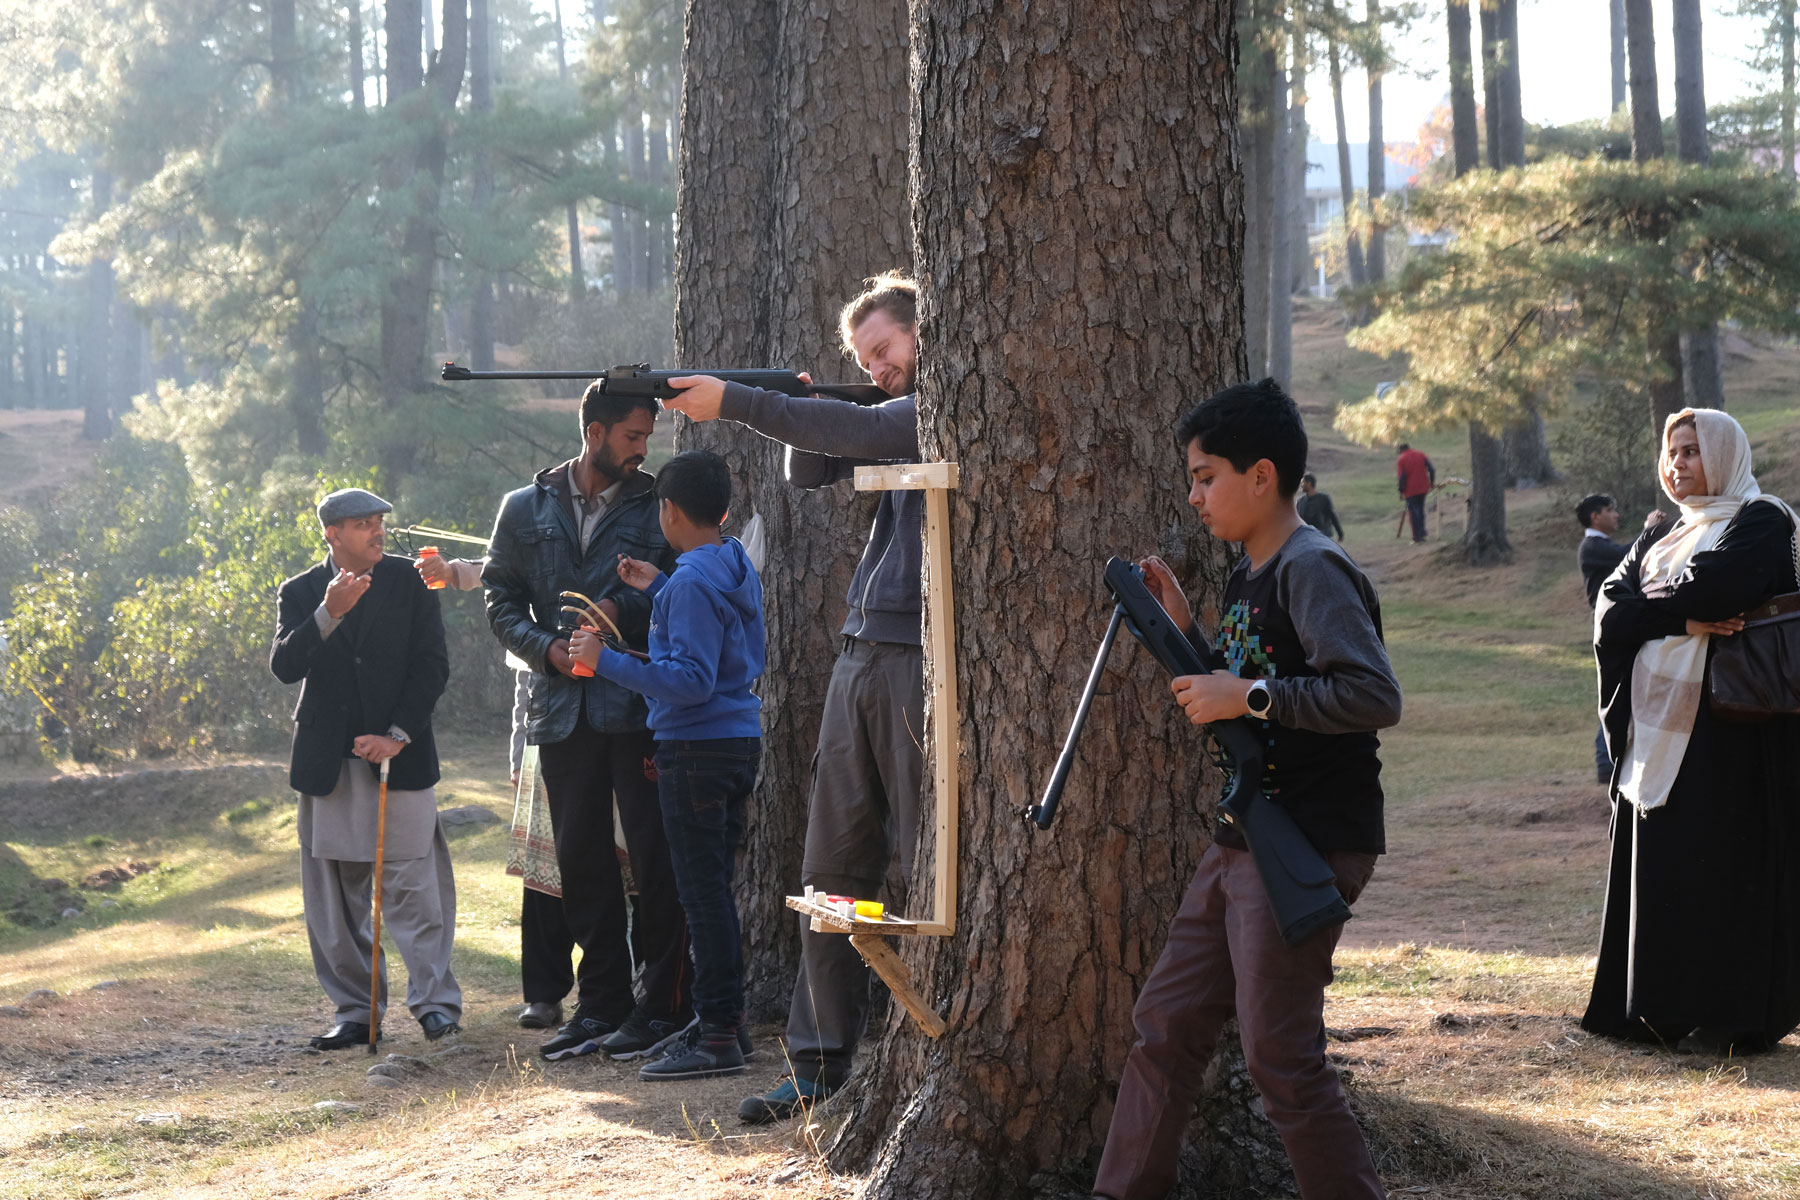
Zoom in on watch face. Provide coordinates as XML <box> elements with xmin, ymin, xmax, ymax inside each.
<box><xmin>1248</xmin><ymin>683</ymin><xmax>1271</xmax><ymax>715</ymax></box>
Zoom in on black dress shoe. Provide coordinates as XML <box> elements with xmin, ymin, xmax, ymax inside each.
<box><xmin>310</xmin><ymin>1022</ymin><xmax>372</xmax><ymax>1051</ymax></box>
<box><xmin>420</xmin><ymin>1011</ymin><xmax>462</xmax><ymax>1041</ymax></box>
<box><xmin>518</xmin><ymin>1002</ymin><xmax>562</xmax><ymax>1030</ymax></box>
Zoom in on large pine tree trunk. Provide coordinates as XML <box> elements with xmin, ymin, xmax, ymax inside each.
<box><xmin>1625</xmin><ymin>0</ymin><xmax>1688</xmax><ymax>434</ymax></box>
<box><xmin>834</xmin><ymin>2</ymin><xmax>1255</xmax><ymax>1195</ymax></box>
<box><xmin>1447</xmin><ymin>1</ymin><xmax>1479</xmax><ymax>174</ymax></box>
<box><xmin>674</xmin><ymin>0</ymin><xmax>910</xmax><ymax>1023</ymax></box>
<box><xmin>1480</xmin><ymin>3</ymin><xmax>1501</xmax><ymax>168</ymax></box>
<box><xmin>80</xmin><ymin>170</ymin><xmax>115</xmax><ymax>442</ymax></box>
<box><xmin>1365</xmin><ymin>2</ymin><xmax>1386</xmax><ymax>284</ymax></box>
<box><xmin>1323</xmin><ymin>2</ymin><xmax>1365</xmax><ymax>292</ymax></box>
<box><xmin>1287</xmin><ymin>18</ymin><xmax>1310</xmax><ymax>298</ymax></box>
<box><xmin>1610</xmin><ymin>0</ymin><xmax>1627</xmax><ymax>113</ymax></box>
<box><xmin>1242</xmin><ymin>32</ymin><xmax>1272</xmax><ymax>377</ymax></box>
<box><xmin>1784</xmin><ymin>1</ymin><xmax>1796</xmax><ymax>181</ymax></box>
<box><xmin>1490</xmin><ymin>0</ymin><xmax>1554</xmax><ymax>487</ymax></box>
<box><xmin>469</xmin><ymin>0</ymin><xmax>496</xmax><ymax>371</ymax></box>
<box><xmin>1672</xmin><ymin>0</ymin><xmax>1724</xmax><ymax>409</ymax></box>
<box><xmin>1449</xmin><ymin>1</ymin><xmax>1509</xmax><ymax>563</ymax></box>
<box><xmin>378</xmin><ymin>0</ymin><xmax>467</xmax><ymax>481</ymax></box>
<box><xmin>1268</xmin><ymin>18</ymin><xmax>1293</xmax><ymax>387</ymax></box>
<box><xmin>349</xmin><ymin>0</ymin><xmax>366</xmax><ymax>112</ymax></box>
<box><xmin>550</xmin><ymin>0</ymin><xmax>586</xmax><ymax>298</ymax></box>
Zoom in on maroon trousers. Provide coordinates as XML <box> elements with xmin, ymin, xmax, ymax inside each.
<box><xmin>1093</xmin><ymin>843</ymin><xmax>1383</xmax><ymax>1200</ymax></box>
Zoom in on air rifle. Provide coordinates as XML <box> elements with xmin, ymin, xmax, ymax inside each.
<box><xmin>1025</xmin><ymin>556</ymin><xmax>1352</xmax><ymax>947</ymax></box>
<box><xmin>440</xmin><ymin>362</ymin><xmax>888</xmax><ymax>406</ymax></box>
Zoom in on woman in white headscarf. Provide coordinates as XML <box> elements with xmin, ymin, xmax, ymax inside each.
<box><xmin>1580</xmin><ymin>408</ymin><xmax>1800</xmax><ymax>1055</ymax></box>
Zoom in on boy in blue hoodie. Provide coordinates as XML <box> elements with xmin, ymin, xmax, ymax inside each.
<box><xmin>570</xmin><ymin>450</ymin><xmax>766</xmax><ymax>1080</ymax></box>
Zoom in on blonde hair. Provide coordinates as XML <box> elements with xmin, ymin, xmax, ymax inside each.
<box><xmin>838</xmin><ymin>271</ymin><xmax>918</xmax><ymax>357</ymax></box>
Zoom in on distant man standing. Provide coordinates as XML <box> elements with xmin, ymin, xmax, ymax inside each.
<box><xmin>1395</xmin><ymin>443</ymin><xmax>1435</xmax><ymax>544</ymax></box>
<box><xmin>1296</xmin><ymin>473</ymin><xmax>1345</xmax><ymax>542</ymax></box>
<box><xmin>271</xmin><ymin>488</ymin><xmax>462</xmax><ymax>1049</ymax></box>
<box><xmin>483</xmin><ymin>386</ymin><xmax>690</xmax><ymax>1062</ymax></box>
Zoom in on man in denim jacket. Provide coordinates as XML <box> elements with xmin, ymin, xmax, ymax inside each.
<box><xmin>483</xmin><ymin>386</ymin><xmax>689</xmax><ymax>1061</ymax></box>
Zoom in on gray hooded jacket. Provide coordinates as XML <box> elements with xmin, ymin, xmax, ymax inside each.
<box><xmin>719</xmin><ymin>383</ymin><xmax>921</xmax><ymax>645</ymax></box>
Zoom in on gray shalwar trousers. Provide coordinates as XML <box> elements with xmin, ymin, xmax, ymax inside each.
<box><xmin>298</xmin><ymin>759</ymin><xmax>462</xmax><ymax>1024</ymax></box>
<box><xmin>783</xmin><ymin>639</ymin><xmax>923</xmax><ymax>1086</ymax></box>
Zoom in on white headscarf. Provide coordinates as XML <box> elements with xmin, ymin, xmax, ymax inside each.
<box><xmin>1610</xmin><ymin>408</ymin><xmax>1799</xmax><ymax>810</ymax></box>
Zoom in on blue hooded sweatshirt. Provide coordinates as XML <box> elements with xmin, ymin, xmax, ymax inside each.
<box><xmin>593</xmin><ymin>537</ymin><xmax>765</xmax><ymax>740</ymax></box>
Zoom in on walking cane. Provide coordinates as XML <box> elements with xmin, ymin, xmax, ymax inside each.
<box><xmin>368</xmin><ymin>756</ymin><xmax>390</xmax><ymax>1054</ymax></box>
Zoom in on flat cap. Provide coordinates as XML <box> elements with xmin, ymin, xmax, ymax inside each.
<box><xmin>316</xmin><ymin>487</ymin><xmax>393</xmax><ymax>527</ymax></box>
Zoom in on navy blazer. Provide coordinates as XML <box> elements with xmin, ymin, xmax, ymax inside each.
<box><xmin>270</xmin><ymin>553</ymin><xmax>449</xmax><ymax>796</ymax></box>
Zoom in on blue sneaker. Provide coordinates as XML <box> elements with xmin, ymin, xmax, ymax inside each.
<box><xmin>737</xmin><ymin>1074</ymin><xmax>835</xmax><ymax>1124</ymax></box>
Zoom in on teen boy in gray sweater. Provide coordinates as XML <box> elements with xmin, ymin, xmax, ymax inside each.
<box><xmin>661</xmin><ymin>272</ymin><xmax>924</xmax><ymax>1122</ymax></box>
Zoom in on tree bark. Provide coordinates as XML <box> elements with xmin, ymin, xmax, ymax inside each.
<box><xmin>349</xmin><ymin>0</ymin><xmax>366</xmax><ymax>112</ymax></box>
<box><xmin>81</xmin><ymin>170</ymin><xmax>115</xmax><ymax>442</ymax></box>
<box><xmin>1496</xmin><ymin>0</ymin><xmax>1525</xmax><ymax>167</ymax></box>
<box><xmin>1465</xmin><ymin>423</ymin><xmax>1511</xmax><ymax>565</ymax></box>
<box><xmin>1784</xmin><ymin>1</ymin><xmax>1796</xmax><ymax>180</ymax></box>
<box><xmin>1287</xmin><ymin>16</ymin><xmax>1310</xmax><ymax>298</ymax></box>
<box><xmin>1242</xmin><ymin>25</ymin><xmax>1272</xmax><ymax>377</ymax></box>
<box><xmin>1365</xmin><ymin>1</ymin><xmax>1386</xmax><ymax>284</ymax></box>
<box><xmin>551</xmin><ymin>0</ymin><xmax>585</xmax><ymax>298</ymax></box>
<box><xmin>674</xmin><ymin>0</ymin><xmax>911</xmax><ymax>1023</ymax></box>
<box><xmin>1447</xmin><ymin>1</ymin><xmax>1479</xmax><ymax>176</ymax></box>
<box><xmin>1450</xmin><ymin>2</ymin><xmax>1508</xmax><ymax>563</ymax></box>
<box><xmin>469</xmin><ymin>0</ymin><xmax>496</xmax><ymax>371</ymax></box>
<box><xmin>1268</xmin><ymin>14</ymin><xmax>1293</xmax><ymax>387</ymax></box>
<box><xmin>377</xmin><ymin>0</ymin><xmax>467</xmax><ymax>482</ymax></box>
<box><xmin>1480</xmin><ymin>2</ymin><xmax>1501</xmax><ymax>168</ymax></box>
<box><xmin>1672</xmin><ymin>0</ymin><xmax>1724</xmax><ymax>409</ymax></box>
<box><xmin>290</xmin><ymin>305</ymin><xmax>326</xmax><ymax>457</ymax></box>
<box><xmin>1625</xmin><ymin>0</ymin><xmax>1664</xmax><ymax>161</ymax></box>
<box><xmin>647</xmin><ymin>117</ymin><xmax>670</xmax><ymax>291</ymax></box>
<box><xmin>1624</xmin><ymin>0</ymin><xmax>1685</xmax><ymax>433</ymax></box>
<box><xmin>836</xmin><ymin>2</ymin><xmax>1249</xmax><ymax>1195</ymax></box>
<box><xmin>1610</xmin><ymin>0</ymin><xmax>1627</xmax><ymax>114</ymax></box>
<box><xmin>1327</xmin><ymin>24</ymin><xmax>1366</xmax><ymax>290</ymax></box>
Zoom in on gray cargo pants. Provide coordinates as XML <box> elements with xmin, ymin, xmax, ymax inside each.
<box><xmin>783</xmin><ymin>637</ymin><xmax>923</xmax><ymax>1086</ymax></box>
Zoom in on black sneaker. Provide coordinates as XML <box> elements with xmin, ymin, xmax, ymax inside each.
<box><xmin>639</xmin><ymin>1022</ymin><xmax>746</xmax><ymax>1081</ymax></box>
<box><xmin>738</xmin><ymin>1023</ymin><xmax>756</xmax><ymax>1062</ymax></box>
<box><xmin>599</xmin><ymin>1007</ymin><xmax>693</xmax><ymax>1061</ymax></box>
<box><xmin>539</xmin><ymin>1010</ymin><xmax>618</xmax><ymax>1061</ymax></box>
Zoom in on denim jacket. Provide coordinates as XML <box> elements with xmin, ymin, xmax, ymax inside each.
<box><xmin>483</xmin><ymin>462</ymin><xmax>678</xmax><ymax>743</ymax></box>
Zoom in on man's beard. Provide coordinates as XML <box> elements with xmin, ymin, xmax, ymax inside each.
<box><xmin>590</xmin><ymin>445</ymin><xmax>640</xmax><ymax>482</ymax></box>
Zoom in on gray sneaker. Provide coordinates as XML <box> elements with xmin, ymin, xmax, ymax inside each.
<box><xmin>639</xmin><ymin>1022</ymin><xmax>746</xmax><ymax>1081</ymax></box>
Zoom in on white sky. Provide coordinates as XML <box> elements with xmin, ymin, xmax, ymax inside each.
<box><xmin>1311</xmin><ymin>1</ymin><xmax>1775</xmax><ymax>146</ymax></box>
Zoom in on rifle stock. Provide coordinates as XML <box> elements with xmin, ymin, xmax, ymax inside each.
<box><xmin>440</xmin><ymin>362</ymin><xmax>888</xmax><ymax>406</ymax></box>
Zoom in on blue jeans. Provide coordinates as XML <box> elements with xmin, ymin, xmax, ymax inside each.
<box><xmin>654</xmin><ymin>737</ymin><xmax>760</xmax><ymax>1028</ymax></box>
<box><xmin>1405</xmin><ymin>494</ymin><xmax>1428</xmax><ymax>541</ymax></box>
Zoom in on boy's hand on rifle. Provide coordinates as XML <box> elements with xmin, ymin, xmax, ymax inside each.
<box><xmin>616</xmin><ymin>554</ymin><xmax>660</xmax><ymax>591</ymax></box>
<box><xmin>1172</xmin><ymin>671</ymin><xmax>1254</xmax><ymax>725</ymax></box>
<box><xmin>1137</xmin><ymin>555</ymin><xmax>1195</xmax><ymax>634</ymax></box>
<box><xmin>664</xmin><ymin>376</ymin><xmax>728</xmax><ymax>421</ymax></box>
<box><xmin>568</xmin><ymin>627</ymin><xmax>603</xmax><ymax>672</ymax></box>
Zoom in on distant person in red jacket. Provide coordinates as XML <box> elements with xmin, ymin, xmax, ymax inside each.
<box><xmin>1395</xmin><ymin>443</ymin><xmax>1435</xmax><ymax>543</ymax></box>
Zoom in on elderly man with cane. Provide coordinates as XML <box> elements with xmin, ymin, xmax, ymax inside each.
<box><xmin>271</xmin><ymin>487</ymin><xmax>463</xmax><ymax>1048</ymax></box>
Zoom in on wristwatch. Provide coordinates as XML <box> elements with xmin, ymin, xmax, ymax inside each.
<box><xmin>386</xmin><ymin>727</ymin><xmax>411</xmax><ymax>746</ymax></box>
<box><xmin>1245</xmin><ymin>678</ymin><xmax>1273</xmax><ymax>718</ymax></box>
